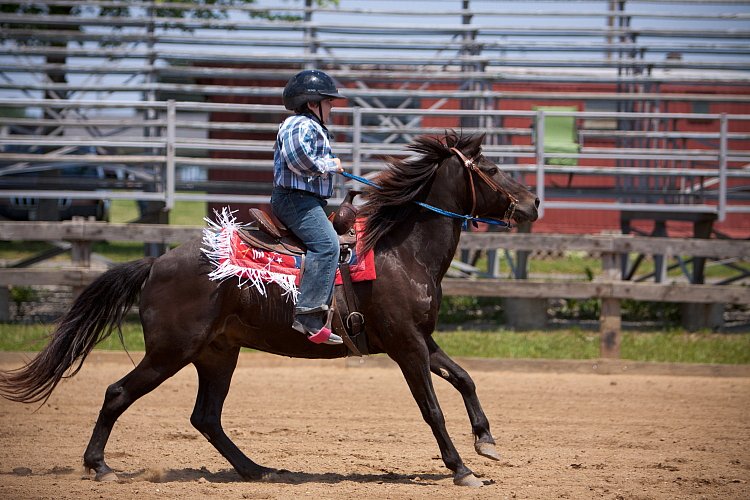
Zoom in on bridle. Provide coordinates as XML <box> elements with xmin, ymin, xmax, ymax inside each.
<box><xmin>449</xmin><ymin>147</ymin><xmax>518</xmax><ymax>225</ymax></box>
<box><xmin>339</xmin><ymin>144</ymin><xmax>519</xmax><ymax>229</ymax></box>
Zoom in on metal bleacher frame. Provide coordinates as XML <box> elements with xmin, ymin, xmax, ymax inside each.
<box><xmin>1</xmin><ymin>0</ymin><xmax>748</xmax><ymax>238</ymax></box>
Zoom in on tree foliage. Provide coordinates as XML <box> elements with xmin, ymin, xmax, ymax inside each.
<box><xmin>2</xmin><ymin>1</ymin><xmax>340</xmax><ymax>41</ymax></box>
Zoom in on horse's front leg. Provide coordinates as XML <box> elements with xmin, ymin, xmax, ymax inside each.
<box><xmin>427</xmin><ymin>336</ymin><xmax>501</xmax><ymax>461</ymax></box>
<box><xmin>389</xmin><ymin>343</ymin><xmax>484</xmax><ymax>487</ymax></box>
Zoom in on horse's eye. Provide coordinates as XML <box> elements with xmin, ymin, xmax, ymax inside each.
<box><xmin>485</xmin><ymin>167</ymin><xmax>498</xmax><ymax>175</ymax></box>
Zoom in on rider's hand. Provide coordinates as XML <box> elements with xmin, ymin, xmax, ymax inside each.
<box><xmin>333</xmin><ymin>157</ymin><xmax>343</xmax><ymax>173</ymax></box>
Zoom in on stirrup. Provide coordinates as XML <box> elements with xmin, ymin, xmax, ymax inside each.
<box><xmin>308</xmin><ymin>326</ymin><xmax>343</xmax><ymax>345</ymax></box>
<box><xmin>292</xmin><ymin>321</ymin><xmax>343</xmax><ymax>345</ymax></box>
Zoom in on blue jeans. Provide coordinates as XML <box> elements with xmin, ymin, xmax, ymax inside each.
<box><xmin>270</xmin><ymin>187</ymin><xmax>339</xmax><ymax>316</ymax></box>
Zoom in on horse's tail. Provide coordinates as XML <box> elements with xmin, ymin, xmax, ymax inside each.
<box><xmin>0</xmin><ymin>257</ymin><xmax>156</xmax><ymax>404</ymax></box>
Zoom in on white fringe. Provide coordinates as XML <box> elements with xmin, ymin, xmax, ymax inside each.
<box><xmin>201</xmin><ymin>207</ymin><xmax>298</xmax><ymax>302</ymax></box>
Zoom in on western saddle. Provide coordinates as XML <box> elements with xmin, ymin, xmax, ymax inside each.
<box><xmin>237</xmin><ymin>191</ymin><xmax>367</xmax><ymax>356</ymax></box>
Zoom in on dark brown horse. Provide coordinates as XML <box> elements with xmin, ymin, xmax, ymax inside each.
<box><xmin>0</xmin><ymin>132</ymin><xmax>538</xmax><ymax>487</ymax></box>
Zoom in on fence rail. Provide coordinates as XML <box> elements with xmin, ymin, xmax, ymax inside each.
<box><xmin>1</xmin><ymin>220</ymin><xmax>748</xmax><ymax>358</ymax></box>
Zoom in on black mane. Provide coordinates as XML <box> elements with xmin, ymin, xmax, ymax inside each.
<box><xmin>359</xmin><ymin>131</ymin><xmax>485</xmax><ymax>253</ymax></box>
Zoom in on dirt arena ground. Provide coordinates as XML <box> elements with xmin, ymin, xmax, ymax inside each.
<box><xmin>0</xmin><ymin>352</ymin><xmax>748</xmax><ymax>500</ymax></box>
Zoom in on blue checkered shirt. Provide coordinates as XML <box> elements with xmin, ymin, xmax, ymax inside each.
<box><xmin>273</xmin><ymin>113</ymin><xmax>338</xmax><ymax>199</ymax></box>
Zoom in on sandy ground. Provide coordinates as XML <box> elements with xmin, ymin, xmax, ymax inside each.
<box><xmin>0</xmin><ymin>352</ymin><xmax>748</xmax><ymax>500</ymax></box>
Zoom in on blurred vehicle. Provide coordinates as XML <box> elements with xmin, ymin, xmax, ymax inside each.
<box><xmin>0</xmin><ymin>145</ymin><xmax>111</xmax><ymax>222</ymax></box>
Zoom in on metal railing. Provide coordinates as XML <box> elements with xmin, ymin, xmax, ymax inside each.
<box><xmin>1</xmin><ymin>98</ymin><xmax>748</xmax><ymax>222</ymax></box>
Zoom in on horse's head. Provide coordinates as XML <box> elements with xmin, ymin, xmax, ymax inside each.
<box><xmin>429</xmin><ymin>132</ymin><xmax>539</xmax><ymax>225</ymax></box>
<box><xmin>360</xmin><ymin>132</ymin><xmax>539</xmax><ymax>252</ymax></box>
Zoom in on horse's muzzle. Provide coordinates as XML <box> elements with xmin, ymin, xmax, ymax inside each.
<box><xmin>514</xmin><ymin>197</ymin><xmax>540</xmax><ymax>223</ymax></box>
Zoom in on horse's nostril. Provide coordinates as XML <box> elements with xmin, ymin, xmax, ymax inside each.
<box><xmin>534</xmin><ymin>198</ymin><xmax>540</xmax><ymax>208</ymax></box>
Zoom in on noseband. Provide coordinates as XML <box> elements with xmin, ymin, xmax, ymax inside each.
<box><xmin>449</xmin><ymin>147</ymin><xmax>518</xmax><ymax>224</ymax></box>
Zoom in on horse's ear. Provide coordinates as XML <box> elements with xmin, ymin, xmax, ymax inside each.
<box><xmin>445</xmin><ymin>130</ymin><xmax>460</xmax><ymax>149</ymax></box>
<box><xmin>469</xmin><ymin>133</ymin><xmax>486</xmax><ymax>155</ymax></box>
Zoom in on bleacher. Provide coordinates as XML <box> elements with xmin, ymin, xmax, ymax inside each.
<box><xmin>1</xmin><ymin>0</ymin><xmax>748</xmax><ymax>237</ymax></box>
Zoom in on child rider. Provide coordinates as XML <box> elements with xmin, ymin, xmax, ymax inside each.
<box><xmin>270</xmin><ymin>69</ymin><xmax>346</xmax><ymax>345</ymax></box>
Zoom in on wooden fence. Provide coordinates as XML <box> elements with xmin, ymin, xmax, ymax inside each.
<box><xmin>1</xmin><ymin>220</ymin><xmax>748</xmax><ymax>358</ymax></box>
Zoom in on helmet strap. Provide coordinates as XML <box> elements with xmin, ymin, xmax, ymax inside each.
<box><xmin>317</xmin><ymin>101</ymin><xmax>325</xmax><ymax>126</ymax></box>
<box><xmin>304</xmin><ymin>101</ymin><xmax>328</xmax><ymax>131</ymax></box>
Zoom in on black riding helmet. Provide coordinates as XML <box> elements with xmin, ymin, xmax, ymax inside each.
<box><xmin>282</xmin><ymin>69</ymin><xmax>344</xmax><ymax>111</ymax></box>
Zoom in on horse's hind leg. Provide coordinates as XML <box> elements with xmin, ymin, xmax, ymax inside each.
<box><xmin>427</xmin><ymin>337</ymin><xmax>501</xmax><ymax>461</ymax></box>
<box><xmin>191</xmin><ymin>343</ymin><xmax>274</xmax><ymax>481</ymax></box>
<box><xmin>83</xmin><ymin>354</ymin><xmax>187</xmax><ymax>481</ymax></box>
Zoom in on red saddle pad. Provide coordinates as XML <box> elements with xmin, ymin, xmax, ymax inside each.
<box><xmin>203</xmin><ymin>208</ymin><xmax>376</xmax><ymax>301</ymax></box>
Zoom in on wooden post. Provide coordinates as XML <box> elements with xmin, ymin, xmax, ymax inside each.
<box><xmin>71</xmin><ymin>240</ymin><xmax>91</xmax><ymax>264</ymax></box>
<box><xmin>0</xmin><ymin>286</ymin><xmax>10</xmax><ymax>322</ymax></box>
<box><xmin>504</xmin><ymin>221</ymin><xmax>548</xmax><ymax>330</ymax></box>
<box><xmin>599</xmin><ymin>251</ymin><xmax>621</xmax><ymax>358</ymax></box>
<box><xmin>681</xmin><ymin>216</ymin><xmax>723</xmax><ymax>331</ymax></box>
<box><xmin>69</xmin><ymin>217</ymin><xmax>93</xmax><ymax>298</ymax></box>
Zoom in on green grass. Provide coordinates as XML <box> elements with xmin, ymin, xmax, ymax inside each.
<box><xmin>0</xmin><ymin>322</ymin><xmax>146</xmax><ymax>352</ymax></box>
<box><xmin>529</xmin><ymin>254</ymin><xmax>599</xmax><ymax>277</ymax></box>
<box><xmin>434</xmin><ymin>329</ymin><xmax>750</xmax><ymax>364</ymax></box>
<box><xmin>620</xmin><ymin>330</ymin><xmax>750</xmax><ymax>364</ymax></box>
<box><xmin>108</xmin><ymin>198</ymin><xmax>207</xmax><ymax>226</ymax></box>
<box><xmin>1</xmin><ymin>323</ymin><xmax>748</xmax><ymax>365</ymax></box>
<box><xmin>435</xmin><ymin>329</ymin><xmax>600</xmax><ymax>360</ymax></box>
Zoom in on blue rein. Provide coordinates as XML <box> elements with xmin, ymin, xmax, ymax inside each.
<box><xmin>339</xmin><ymin>171</ymin><xmax>511</xmax><ymax>230</ymax></box>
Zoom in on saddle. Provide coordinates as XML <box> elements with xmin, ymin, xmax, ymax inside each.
<box><xmin>237</xmin><ymin>191</ymin><xmax>368</xmax><ymax>356</ymax></box>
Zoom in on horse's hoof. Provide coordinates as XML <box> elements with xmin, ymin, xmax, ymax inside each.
<box><xmin>83</xmin><ymin>466</ymin><xmax>119</xmax><ymax>483</ymax></box>
<box><xmin>95</xmin><ymin>471</ymin><xmax>119</xmax><ymax>482</ymax></box>
<box><xmin>260</xmin><ymin>469</ymin><xmax>277</xmax><ymax>481</ymax></box>
<box><xmin>255</xmin><ymin>467</ymin><xmax>288</xmax><ymax>481</ymax></box>
<box><xmin>475</xmin><ymin>441</ymin><xmax>501</xmax><ymax>461</ymax></box>
<box><xmin>454</xmin><ymin>472</ymin><xmax>484</xmax><ymax>487</ymax></box>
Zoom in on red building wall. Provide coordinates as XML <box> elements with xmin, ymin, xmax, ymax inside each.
<box><xmin>483</xmin><ymin>81</ymin><xmax>750</xmax><ymax>238</ymax></box>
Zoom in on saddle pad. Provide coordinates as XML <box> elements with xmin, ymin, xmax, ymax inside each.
<box><xmin>202</xmin><ymin>207</ymin><xmax>376</xmax><ymax>302</ymax></box>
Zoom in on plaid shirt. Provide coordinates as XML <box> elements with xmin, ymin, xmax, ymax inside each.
<box><xmin>273</xmin><ymin>113</ymin><xmax>338</xmax><ymax>199</ymax></box>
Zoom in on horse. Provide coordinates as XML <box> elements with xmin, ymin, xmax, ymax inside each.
<box><xmin>0</xmin><ymin>132</ymin><xmax>539</xmax><ymax>487</ymax></box>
